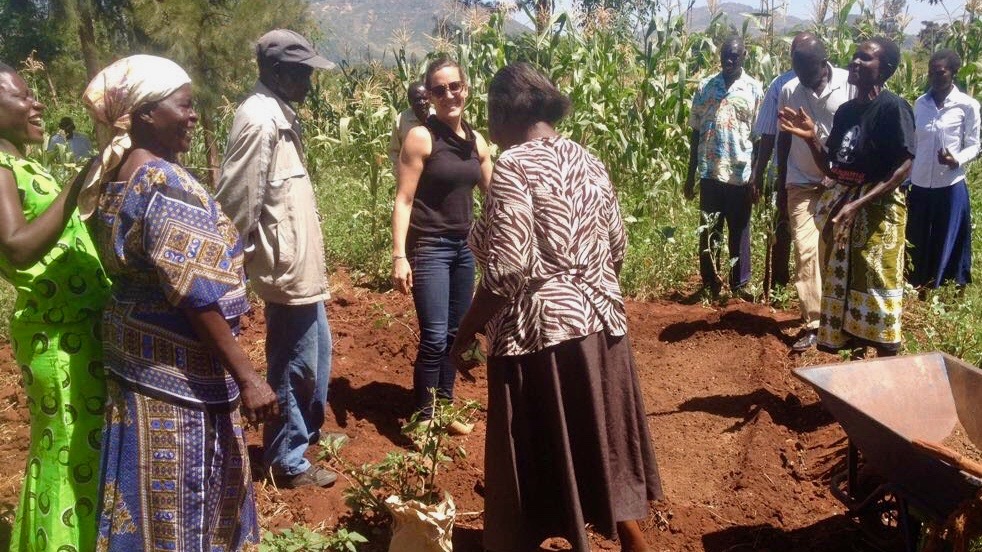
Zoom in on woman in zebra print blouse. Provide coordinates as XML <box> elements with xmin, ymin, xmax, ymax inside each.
<box><xmin>451</xmin><ymin>62</ymin><xmax>663</xmax><ymax>552</ymax></box>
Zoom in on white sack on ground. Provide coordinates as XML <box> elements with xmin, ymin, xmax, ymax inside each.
<box><xmin>386</xmin><ymin>493</ymin><xmax>455</xmax><ymax>552</ymax></box>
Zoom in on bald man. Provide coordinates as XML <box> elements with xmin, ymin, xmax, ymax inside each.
<box><xmin>777</xmin><ymin>36</ymin><xmax>853</xmax><ymax>351</ymax></box>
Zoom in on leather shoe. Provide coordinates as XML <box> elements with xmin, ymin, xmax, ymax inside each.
<box><xmin>274</xmin><ymin>465</ymin><xmax>338</xmax><ymax>489</ymax></box>
<box><xmin>792</xmin><ymin>331</ymin><xmax>818</xmax><ymax>352</ymax></box>
<box><xmin>449</xmin><ymin>420</ymin><xmax>474</xmax><ymax>435</ymax></box>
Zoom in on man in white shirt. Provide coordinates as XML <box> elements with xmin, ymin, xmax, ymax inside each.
<box><xmin>907</xmin><ymin>49</ymin><xmax>980</xmax><ymax>289</ymax></box>
<box><xmin>776</xmin><ymin>37</ymin><xmax>853</xmax><ymax>352</ymax></box>
<box><xmin>46</xmin><ymin>117</ymin><xmax>92</xmax><ymax>160</ymax></box>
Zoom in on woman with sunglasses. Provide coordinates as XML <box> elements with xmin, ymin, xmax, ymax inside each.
<box><xmin>391</xmin><ymin>57</ymin><xmax>492</xmax><ymax>429</ymax></box>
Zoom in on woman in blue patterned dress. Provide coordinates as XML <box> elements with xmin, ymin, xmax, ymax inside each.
<box><xmin>78</xmin><ymin>55</ymin><xmax>279</xmax><ymax>552</ymax></box>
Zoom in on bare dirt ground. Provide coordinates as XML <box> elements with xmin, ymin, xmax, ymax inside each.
<box><xmin>0</xmin><ymin>272</ymin><xmax>870</xmax><ymax>551</ymax></box>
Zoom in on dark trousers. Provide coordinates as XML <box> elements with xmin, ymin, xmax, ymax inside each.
<box><xmin>905</xmin><ymin>181</ymin><xmax>973</xmax><ymax>288</ymax></box>
<box><xmin>409</xmin><ymin>235</ymin><xmax>475</xmax><ymax>417</ymax></box>
<box><xmin>770</xmin><ymin>181</ymin><xmax>792</xmax><ymax>288</ymax></box>
<box><xmin>699</xmin><ymin>178</ymin><xmax>752</xmax><ymax>291</ymax></box>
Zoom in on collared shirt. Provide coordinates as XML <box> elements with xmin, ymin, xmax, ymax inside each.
<box><xmin>689</xmin><ymin>70</ymin><xmax>764</xmax><ymax>185</ymax></box>
<box><xmin>911</xmin><ymin>86</ymin><xmax>981</xmax><ymax>188</ymax></box>
<box><xmin>754</xmin><ymin>69</ymin><xmax>796</xmax><ymax>137</ymax></box>
<box><xmin>47</xmin><ymin>132</ymin><xmax>93</xmax><ymax>160</ymax></box>
<box><xmin>779</xmin><ymin>65</ymin><xmax>854</xmax><ymax>185</ymax></box>
<box><xmin>215</xmin><ymin>81</ymin><xmax>329</xmax><ymax>305</ymax></box>
<box><xmin>469</xmin><ymin>136</ymin><xmax>628</xmax><ymax>357</ymax></box>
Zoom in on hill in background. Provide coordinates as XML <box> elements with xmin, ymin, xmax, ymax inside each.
<box><xmin>684</xmin><ymin>2</ymin><xmax>811</xmax><ymax>34</ymax></box>
<box><xmin>309</xmin><ymin>1</ymin><xmax>904</xmax><ymax>65</ymax></box>
<box><xmin>310</xmin><ymin>0</ymin><xmax>527</xmax><ymax>65</ymax></box>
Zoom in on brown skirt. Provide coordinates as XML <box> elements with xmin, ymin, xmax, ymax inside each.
<box><xmin>483</xmin><ymin>331</ymin><xmax>663</xmax><ymax>552</ymax></box>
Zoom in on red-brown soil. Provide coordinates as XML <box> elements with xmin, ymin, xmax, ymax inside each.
<box><xmin>0</xmin><ymin>272</ymin><xmax>868</xmax><ymax>551</ymax></box>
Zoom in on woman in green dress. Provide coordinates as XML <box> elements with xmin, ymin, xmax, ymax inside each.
<box><xmin>0</xmin><ymin>62</ymin><xmax>110</xmax><ymax>551</ymax></box>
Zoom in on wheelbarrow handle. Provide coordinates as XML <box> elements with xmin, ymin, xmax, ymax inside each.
<box><xmin>912</xmin><ymin>439</ymin><xmax>982</xmax><ymax>479</ymax></box>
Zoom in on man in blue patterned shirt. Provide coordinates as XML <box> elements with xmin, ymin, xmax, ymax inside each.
<box><xmin>684</xmin><ymin>36</ymin><xmax>764</xmax><ymax>297</ymax></box>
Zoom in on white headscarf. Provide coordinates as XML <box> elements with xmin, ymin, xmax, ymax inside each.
<box><xmin>78</xmin><ymin>55</ymin><xmax>192</xmax><ymax>220</ymax></box>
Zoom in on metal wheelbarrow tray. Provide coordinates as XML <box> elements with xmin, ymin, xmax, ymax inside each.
<box><xmin>794</xmin><ymin>352</ymin><xmax>982</xmax><ymax>532</ymax></box>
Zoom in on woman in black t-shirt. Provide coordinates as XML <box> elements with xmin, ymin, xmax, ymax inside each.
<box><xmin>391</xmin><ymin>57</ymin><xmax>493</xmax><ymax>427</ymax></box>
<box><xmin>780</xmin><ymin>37</ymin><xmax>915</xmax><ymax>358</ymax></box>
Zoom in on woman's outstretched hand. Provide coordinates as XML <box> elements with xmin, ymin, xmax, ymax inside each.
<box><xmin>778</xmin><ymin>107</ymin><xmax>816</xmax><ymax>141</ymax></box>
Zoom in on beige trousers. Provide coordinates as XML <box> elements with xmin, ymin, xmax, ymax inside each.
<box><xmin>787</xmin><ymin>183</ymin><xmax>826</xmax><ymax>330</ymax></box>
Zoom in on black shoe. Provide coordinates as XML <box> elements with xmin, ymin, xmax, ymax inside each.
<box><xmin>733</xmin><ymin>287</ymin><xmax>755</xmax><ymax>302</ymax></box>
<box><xmin>274</xmin><ymin>465</ymin><xmax>338</xmax><ymax>489</ymax></box>
<box><xmin>791</xmin><ymin>331</ymin><xmax>818</xmax><ymax>352</ymax></box>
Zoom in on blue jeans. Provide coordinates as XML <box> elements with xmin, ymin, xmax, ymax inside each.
<box><xmin>410</xmin><ymin>235</ymin><xmax>475</xmax><ymax>418</ymax></box>
<box><xmin>262</xmin><ymin>301</ymin><xmax>332</xmax><ymax>476</ymax></box>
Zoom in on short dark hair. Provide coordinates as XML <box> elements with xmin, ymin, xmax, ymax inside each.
<box><xmin>488</xmin><ymin>62</ymin><xmax>570</xmax><ymax>130</ymax></box>
<box><xmin>424</xmin><ymin>57</ymin><xmax>466</xmax><ymax>89</ymax></box>
<box><xmin>867</xmin><ymin>36</ymin><xmax>901</xmax><ymax>83</ymax></box>
<box><xmin>721</xmin><ymin>35</ymin><xmax>745</xmax><ymax>55</ymax></box>
<box><xmin>930</xmin><ymin>49</ymin><xmax>962</xmax><ymax>74</ymax></box>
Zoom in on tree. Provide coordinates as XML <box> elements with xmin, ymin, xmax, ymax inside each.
<box><xmin>917</xmin><ymin>20</ymin><xmax>948</xmax><ymax>50</ymax></box>
<box><xmin>126</xmin><ymin>0</ymin><xmax>311</xmax><ymax>182</ymax></box>
<box><xmin>0</xmin><ymin>0</ymin><xmax>63</xmax><ymax>70</ymax></box>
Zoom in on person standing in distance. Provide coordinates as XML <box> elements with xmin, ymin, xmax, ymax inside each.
<box><xmin>47</xmin><ymin>116</ymin><xmax>93</xmax><ymax>160</ymax></box>
<box><xmin>906</xmin><ymin>49</ymin><xmax>979</xmax><ymax>292</ymax></box>
<box><xmin>216</xmin><ymin>29</ymin><xmax>338</xmax><ymax>489</ymax></box>
<box><xmin>748</xmin><ymin>32</ymin><xmax>816</xmax><ymax>291</ymax></box>
<box><xmin>684</xmin><ymin>36</ymin><xmax>764</xmax><ymax>299</ymax></box>
<box><xmin>388</xmin><ymin>81</ymin><xmax>430</xmax><ymax>166</ymax></box>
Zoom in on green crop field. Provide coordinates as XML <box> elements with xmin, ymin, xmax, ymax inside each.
<box><xmin>2</xmin><ymin>2</ymin><xmax>981</xmax><ymax>366</ymax></box>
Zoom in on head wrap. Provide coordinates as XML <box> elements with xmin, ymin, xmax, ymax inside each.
<box><xmin>77</xmin><ymin>55</ymin><xmax>191</xmax><ymax>220</ymax></box>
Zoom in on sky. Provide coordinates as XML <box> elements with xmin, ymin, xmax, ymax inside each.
<box><xmin>547</xmin><ymin>0</ymin><xmax>966</xmax><ymax>33</ymax></box>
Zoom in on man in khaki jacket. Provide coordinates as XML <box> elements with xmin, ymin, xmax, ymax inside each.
<box><xmin>216</xmin><ymin>29</ymin><xmax>337</xmax><ymax>488</ymax></box>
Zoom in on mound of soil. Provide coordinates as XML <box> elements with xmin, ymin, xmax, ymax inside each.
<box><xmin>0</xmin><ymin>272</ymin><xmax>863</xmax><ymax>551</ymax></box>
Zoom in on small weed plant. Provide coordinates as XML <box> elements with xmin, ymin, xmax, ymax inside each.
<box><xmin>319</xmin><ymin>396</ymin><xmax>480</xmax><ymax>522</ymax></box>
<box><xmin>259</xmin><ymin>523</ymin><xmax>368</xmax><ymax>552</ymax></box>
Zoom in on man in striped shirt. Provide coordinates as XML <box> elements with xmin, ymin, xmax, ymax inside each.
<box><xmin>748</xmin><ymin>32</ymin><xmax>815</xmax><ymax>291</ymax></box>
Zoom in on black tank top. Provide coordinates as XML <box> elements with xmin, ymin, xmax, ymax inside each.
<box><xmin>409</xmin><ymin>115</ymin><xmax>481</xmax><ymax>240</ymax></box>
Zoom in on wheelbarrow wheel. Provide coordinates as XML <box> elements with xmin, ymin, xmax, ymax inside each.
<box><xmin>855</xmin><ymin>490</ymin><xmax>907</xmax><ymax>551</ymax></box>
<box><xmin>838</xmin><ymin>466</ymin><xmax>921</xmax><ymax>552</ymax></box>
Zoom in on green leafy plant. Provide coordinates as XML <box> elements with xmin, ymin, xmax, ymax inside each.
<box><xmin>260</xmin><ymin>523</ymin><xmax>368</xmax><ymax>552</ymax></box>
<box><xmin>318</xmin><ymin>396</ymin><xmax>480</xmax><ymax>521</ymax></box>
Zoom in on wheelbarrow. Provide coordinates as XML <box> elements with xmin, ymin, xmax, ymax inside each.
<box><xmin>794</xmin><ymin>352</ymin><xmax>982</xmax><ymax>551</ymax></box>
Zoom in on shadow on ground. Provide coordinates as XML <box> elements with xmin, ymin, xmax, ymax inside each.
<box><xmin>328</xmin><ymin>377</ymin><xmax>414</xmax><ymax>448</ymax></box>
<box><xmin>702</xmin><ymin>515</ymin><xmax>874</xmax><ymax>552</ymax></box>
<box><xmin>659</xmin><ymin>309</ymin><xmax>799</xmax><ymax>345</ymax></box>
<box><xmin>649</xmin><ymin>387</ymin><xmax>836</xmax><ymax>434</ymax></box>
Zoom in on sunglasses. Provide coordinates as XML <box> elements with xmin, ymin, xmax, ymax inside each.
<box><xmin>428</xmin><ymin>81</ymin><xmax>464</xmax><ymax>97</ymax></box>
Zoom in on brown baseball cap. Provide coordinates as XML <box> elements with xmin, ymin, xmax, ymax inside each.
<box><xmin>256</xmin><ymin>29</ymin><xmax>336</xmax><ymax>70</ymax></box>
